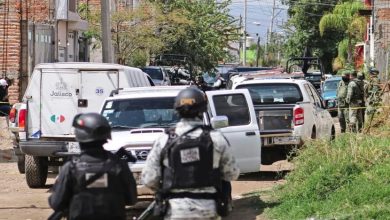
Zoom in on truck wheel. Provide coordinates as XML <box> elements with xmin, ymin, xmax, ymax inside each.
<box><xmin>17</xmin><ymin>154</ymin><xmax>25</xmax><ymax>174</ymax></box>
<box><xmin>25</xmin><ymin>155</ymin><xmax>48</xmax><ymax>188</ymax></box>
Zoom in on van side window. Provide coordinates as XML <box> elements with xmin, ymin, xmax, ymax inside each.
<box><xmin>212</xmin><ymin>94</ymin><xmax>250</xmax><ymax>126</ymax></box>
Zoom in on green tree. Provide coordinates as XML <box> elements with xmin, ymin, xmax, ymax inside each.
<box><xmin>281</xmin><ymin>0</ymin><xmax>348</xmax><ymax>73</ymax></box>
<box><xmin>319</xmin><ymin>1</ymin><xmax>365</xmax><ymax>67</ymax></box>
<box><xmin>155</xmin><ymin>0</ymin><xmax>240</xmax><ymax>71</ymax></box>
<box><xmin>78</xmin><ymin>1</ymin><xmax>189</xmax><ymax>66</ymax></box>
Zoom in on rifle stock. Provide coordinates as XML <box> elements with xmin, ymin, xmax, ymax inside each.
<box><xmin>137</xmin><ymin>201</ymin><xmax>156</xmax><ymax>220</ymax></box>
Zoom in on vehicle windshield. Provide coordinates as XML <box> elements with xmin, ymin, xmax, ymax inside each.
<box><xmin>101</xmin><ymin>97</ymin><xmax>178</xmax><ymax>129</ymax></box>
<box><xmin>141</xmin><ymin>68</ymin><xmax>163</xmax><ymax>80</ymax></box>
<box><xmin>323</xmin><ymin>80</ymin><xmax>340</xmax><ymax>92</ymax></box>
<box><xmin>236</xmin><ymin>83</ymin><xmax>303</xmax><ymax>105</ymax></box>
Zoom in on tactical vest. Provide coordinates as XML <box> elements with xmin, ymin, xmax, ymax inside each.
<box><xmin>352</xmin><ymin>79</ymin><xmax>364</xmax><ymax>101</ymax></box>
<box><xmin>68</xmin><ymin>156</ymin><xmax>126</xmax><ymax>219</ymax></box>
<box><xmin>161</xmin><ymin>126</ymin><xmax>220</xmax><ymax>191</ymax></box>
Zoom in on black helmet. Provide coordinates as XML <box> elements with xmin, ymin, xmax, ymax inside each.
<box><xmin>72</xmin><ymin>113</ymin><xmax>111</xmax><ymax>143</ymax></box>
<box><xmin>174</xmin><ymin>87</ymin><xmax>207</xmax><ymax>118</ymax></box>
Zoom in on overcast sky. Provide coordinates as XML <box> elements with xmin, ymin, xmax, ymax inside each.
<box><xmin>228</xmin><ymin>0</ymin><xmax>288</xmax><ymax>42</ymax></box>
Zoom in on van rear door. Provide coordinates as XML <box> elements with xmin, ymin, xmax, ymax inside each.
<box><xmin>79</xmin><ymin>70</ymin><xmax>119</xmax><ymax>113</ymax></box>
<box><xmin>40</xmin><ymin>69</ymin><xmax>79</xmax><ymax>136</ymax></box>
<box><xmin>206</xmin><ymin>89</ymin><xmax>261</xmax><ymax>173</ymax></box>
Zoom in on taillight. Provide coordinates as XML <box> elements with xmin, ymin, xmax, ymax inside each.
<box><xmin>294</xmin><ymin>107</ymin><xmax>304</xmax><ymax>126</ymax></box>
<box><xmin>9</xmin><ymin>108</ymin><xmax>16</xmax><ymax>123</ymax></box>
<box><xmin>18</xmin><ymin>109</ymin><xmax>27</xmax><ymax>130</ymax></box>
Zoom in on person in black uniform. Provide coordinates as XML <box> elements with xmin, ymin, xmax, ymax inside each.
<box><xmin>48</xmin><ymin>113</ymin><xmax>137</xmax><ymax>220</ymax></box>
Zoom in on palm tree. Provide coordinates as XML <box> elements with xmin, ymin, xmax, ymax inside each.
<box><xmin>319</xmin><ymin>1</ymin><xmax>366</xmax><ymax>68</ymax></box>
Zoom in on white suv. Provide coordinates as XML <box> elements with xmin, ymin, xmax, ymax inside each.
<box><xmin>228</xmin><ymin>74</ymin><xmax>335</xmax><ymax>164</ymax></box>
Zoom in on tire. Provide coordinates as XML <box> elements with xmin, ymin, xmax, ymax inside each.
<box><xmin>17</xmin><ymin>154</ymin><xmax>25</xmax><ymax>174</ymax></box>
<box><xmin>25</xmin><ymin>155</ymin><xmax>48</xmax><ymax>188</ymax></box>
<box><xmin>330</xmin><ymin>126</ymin><xmax>336</xmax><ymax>141</ymax></box>
<box><xmin>311</xmin><ymin>126</ymin><xmax>317</xmax><ymax>139</ymax></box>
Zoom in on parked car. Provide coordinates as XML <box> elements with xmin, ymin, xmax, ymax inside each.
<box><xmin>304</xmin><ymin>72</ymin><xmax>323</xmax><ymax>92</ymax></box>
<box><xmin>216</xmin><ymin>64</ymin><xmax>236</xmax><ymax>81</ymax></box>
<box><xmin>228</xmin><ymin>73</ymin><xmax>335</xmax><ymax>164</ymax></box>
<box><xmin>141</xmin><ymin>66</ymin><xmax>171</xmax><ymax>86</ymax></box>
<box><xmin>8</xmin><ymin>62</ymin><xmax>153</xmax><ymax>188</ymax></box>
<box><xmin>99</xmin><ymin>86</ymin><xmax>262</xmax><ymax>193</ymax></box>
<box><xmin>321</xmin><ymin>76</ymin><xmax>341</xmax><ymax>117</ymax></box>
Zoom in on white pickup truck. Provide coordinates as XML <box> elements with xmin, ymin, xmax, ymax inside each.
<box><xmin>8</xmin><ymin>62</ymin><xmax>153</xmax><ymax>188</ymax></box>
<box><xmin>228</xmin><ymin>74</ymin><xmax>335</xmax><ymax>164</ymax></box>
<box><xmin>99</xmin><ymin>86</ymin><xmax>262</xmax><ymax>194</ymax></box>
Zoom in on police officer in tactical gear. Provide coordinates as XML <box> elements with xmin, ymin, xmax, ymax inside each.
<box><xmin>141</xmin><ymin>87</ymin><xmax>239</xmax><ymax>220</ymax></box>
<box><xmin>336</xmin><ymin>70</ymin><xmax>350</xmax><ymax>133</ymax></box>
<box><xmin>346</xmin><ymin>71</ymin><xmax>365</xmax><ymax>132</ymax></box>
<box><xmin>49</xmin><ymin>113</ymin><xmax>137</xmax><ymax>220</ymax></box>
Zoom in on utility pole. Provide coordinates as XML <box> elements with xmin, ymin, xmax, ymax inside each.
<box><xmin>101</xmin><ymin>0</ymin><xmax>114</xmax><ymax>63</ymax></box>
<box><xmin>256</xmin><ymin>34</ymin><xmax>260</xmax><ymax>67</ymax></box>
<box><xmin>243</xmin><ymin>0</ymin><xmax>247</xmax><ymax>66</ymax></box>
<box><xmin>265</xmin><ymin>0</ymin><xmax>276</xmax><ymax>63</ymax></box>
<box><xmin>264</xmin><ymin>28</ymin><xmax>269</xmax><ymax>62</ymax></box>
<box><xmin>238</xmin><ymin>15</ymin><xmax>242</xmax><ymax>65</ymax></box>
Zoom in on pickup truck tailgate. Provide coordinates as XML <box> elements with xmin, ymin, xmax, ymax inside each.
<box><xmin>258</xmin><ymin>109</ymin><xmax>293</xmax><ymax>131</ymax></box>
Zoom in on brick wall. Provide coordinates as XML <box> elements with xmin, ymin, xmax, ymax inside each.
<box><xmin>0</xmin><ymin>0</ymin><xmax>52</xmax><ymax>104</ymax></box>
<box><xmin>0</xmin><ymin>0</ymin><xmax>20</xmax><ymax>104</ymax></box>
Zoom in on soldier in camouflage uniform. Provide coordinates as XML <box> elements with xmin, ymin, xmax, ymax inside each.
<box><xmin>346</xmin><ymin>71</ymin><xmax>365</xmax><ymax>132</ymax></box>
<box><xmin>357</xmin><ymin>72</ymin><xmax>367</xmax><ymax>123</ymax></box>
<box><xmin>336</xmin><ymin>71</ymin><xmax>350</xmax><ymax>133</ymax></box>
<box><xmin>141</xmin><ymin>87</ymin><xmax>239</xmax><ymax>220</ymax></box>
<box><xmin>364</xmin><ymin>68</ymin><xmax>382</xmax><ymax>124</ymax></box>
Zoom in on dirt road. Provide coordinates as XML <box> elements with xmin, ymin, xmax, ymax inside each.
<box><xmin>0</xmin><ymin>116</ymin><xmax>341</xmax><ymax>220</ymax></box>
<box><xmin>0</xmin><ymin>159</ymin><xmax>289</xmax><ymax>220</ymax></box>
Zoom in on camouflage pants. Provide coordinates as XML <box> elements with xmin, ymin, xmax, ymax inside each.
<box><xmin>349</xmin><ymin>104</ymin><xmax>364</xmax><ymax>132</ymax></box>
<box><xmin>338</xmin><ymin>106</ymin><xmax>349</xmax><ymax>133</ymax></box>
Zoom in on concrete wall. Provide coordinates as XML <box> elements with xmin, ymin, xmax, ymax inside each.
<box><xmin>374</xmin><ymin>0</ymin><xmax>390</xmax><ymax>79</ymax></box>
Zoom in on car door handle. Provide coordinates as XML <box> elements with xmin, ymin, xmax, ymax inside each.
<box><xmin>246</xmin><ymin>132</ymin><xmax>256</xmax><ymax>136</ymax></box>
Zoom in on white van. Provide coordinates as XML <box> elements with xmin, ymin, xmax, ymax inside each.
<box><xmin>8</xmin><ymin>62</ymin><xmax>153</xmax><ymax>188</ymax></box>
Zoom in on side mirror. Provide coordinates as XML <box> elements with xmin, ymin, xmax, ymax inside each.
<box><xmin>322</xmin><ymin>100</ymin><xmax>328</xmax><ymax>109</ymax></box>
<box><xmin>211</xmin><ymin>116</ymin><xmax>229</xmax><ymax>129</ymax></box>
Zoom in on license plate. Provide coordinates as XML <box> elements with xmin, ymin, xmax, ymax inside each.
<box><xmin>273</xmin><ymin>136</ymin><xmax>299</xmax><ymax>144</ymax></box>
<box><xmin>67</xmin><ymin>142</ymin><xmax>81</xmax><ymax>153</ymax></box>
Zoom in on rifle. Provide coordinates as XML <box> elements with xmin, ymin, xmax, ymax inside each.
<box><xmin>137</xmin><ymin>201</ymin><xmax>162</xmax><ymax>220</ymax></box>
